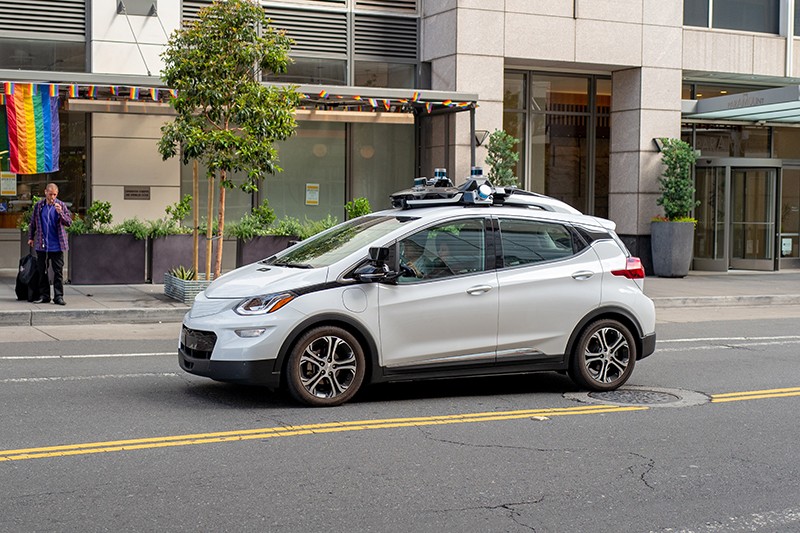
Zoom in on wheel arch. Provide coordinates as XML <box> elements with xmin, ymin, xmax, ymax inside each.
<box><xmin>565</xmin><ymin>306</ymin><xmax>646</xmax><ymax>363</ymax></box>
<box><xmin>272</xmin><ymin>313</ymin><xmax>379</xmax><ymax>387</ymax></box>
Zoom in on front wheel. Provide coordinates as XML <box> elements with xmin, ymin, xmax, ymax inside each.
<box><xmin>568</xmin><ymin>319</ymin><xmax>636</xmax><ymax>391</ymax></box>
<box><xmin>285</xmin><ymin>326</ymin><xmax>366</xmax><ymax>407</ymax></box>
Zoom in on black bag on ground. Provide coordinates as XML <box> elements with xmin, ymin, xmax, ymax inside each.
<box><xmin>15</xmin><ymin>253</ymin><xmax>41</xmax><ymax>302</ymax></box>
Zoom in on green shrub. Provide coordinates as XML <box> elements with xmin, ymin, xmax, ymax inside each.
<box><xmin>165</xmin><ymin>194</ymin><xmax>192</xmax><ymax>224</ymax></box>
<box><xmin>656</xmin><ymin>138</ymin><xmax>700</xmax><ymax>221</ymax></box>
<box><xmin>486</xmin><ymin>129</ymin><xmax>520</xmax><ymax>187</ymax></box>
<box><xmin>86</xmin><ymin>200</ymin><xmax>113</xmax><ymax>231</ymax></box>
<box><xmin>270</xmin><ymin>216</ymin><xmax>303</xmax><ymax>237</ymax></box>
<box><xmin>345</xmin><ymin>197</ymin><xmax>371</xmax><ymax>220</ymax></box>
<box><xmin>113</xmin><ymin>217</ymin><xmax>150</xmax><ymax>240</ymax></box>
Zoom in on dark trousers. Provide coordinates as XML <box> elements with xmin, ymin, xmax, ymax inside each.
<box><xmin>36</xmin><ymin>250</ymin><xmax>64</xmax><ymax>301</ymax></box>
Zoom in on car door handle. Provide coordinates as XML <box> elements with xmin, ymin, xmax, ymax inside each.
<box><xmin>571</xmin><ymin>270</ymin><xmax>594</xmax><ymax>281</ymax></box>
<box><xmin>466</xmin><ymin>285</ymin><xmax>493</xmax><ymax>295</ymax></box>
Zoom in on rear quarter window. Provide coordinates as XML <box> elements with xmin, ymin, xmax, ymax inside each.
<box><xmin>498</xmin><ymin>218</ymin><xmax>577</xmax><ymax>267</ymax></box>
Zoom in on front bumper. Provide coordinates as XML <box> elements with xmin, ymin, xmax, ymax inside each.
<box><xmin>178</xmin><ymin>345</ymin><xmax>280</xmax><ymax>387</ymax></box>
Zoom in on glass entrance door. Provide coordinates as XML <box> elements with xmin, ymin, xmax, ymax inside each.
<box><xmin>729</xmin><ymin>168</ymin><xmax>776</xmax><ymax>270</ymax></box>
<box><xmin>694</xmin><ymin>158</ymin><xmax>781</xmax><ymax>272</ymax></box>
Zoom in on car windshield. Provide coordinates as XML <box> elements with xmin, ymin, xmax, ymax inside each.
<box><xmin>265</xmin><ymin>215</ymin><xmax>416</xmax><ymax>269</ymax></box>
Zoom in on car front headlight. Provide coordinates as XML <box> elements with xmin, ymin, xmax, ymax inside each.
<box><xmin>235</xmin><ymin>292</ymin><xmax>296</xmax><ymax>315</ymax></box>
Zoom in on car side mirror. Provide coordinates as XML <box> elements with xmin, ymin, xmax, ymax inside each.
<box><xmin>354</xmin><ymin>246</ymin><xmax>397</xmax><ymax>282</ymax></box>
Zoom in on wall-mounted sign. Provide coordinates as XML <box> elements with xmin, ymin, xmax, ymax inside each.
<box><xmin>0</xmin><ymin>172</ymin><xmax>16</xmax><ymax>196</ymax></box>
<box><xmin>305</xmin><ymin>183</ymin><xmax>320</xmax><ymax>206</ymax></box>
<box><xmin>124</xmin><ymin>186</ymin><xmax>151</xmax><ymax>200</ymax></box>
<box><xmin>782</xmin><ymin>238</ymin><xmax>793</xmax><ymax>257</ymax></box>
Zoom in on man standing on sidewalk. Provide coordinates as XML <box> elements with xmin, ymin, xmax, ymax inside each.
<box><xmin>27</xmin><ymin>183</ymin><xmax>71</xmax><ymax>305</ymax></box>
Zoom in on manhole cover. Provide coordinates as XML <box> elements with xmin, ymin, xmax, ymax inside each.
<box><xmin>588</xmin><ymin>390</ymin><xmax>680</xmax><ymax>404</ymax></box>
<box><xmin>564</xmin><ymin>386</ymin><xmax>709</xmax><ymax>408</ymax></box>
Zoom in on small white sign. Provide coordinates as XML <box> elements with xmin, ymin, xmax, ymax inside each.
<box><xmin>782</xmin><ymin>238</ymin><xmax>793</xmax><ymax>257</ymax></box>
<box><xmin>305</xmin><ymin>183</ymin><xmax>319</xmax><ymax>206</ymax></box>
<box><xmin>0</xmin><ymin>171</ymin><xmax>16</xmax><ymax>196</ymax></box>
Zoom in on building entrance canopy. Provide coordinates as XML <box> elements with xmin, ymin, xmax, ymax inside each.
<box><xmin>683</xmin><ymin>85</ymin><xmax>800</xmax><ymax>123</ymax></box>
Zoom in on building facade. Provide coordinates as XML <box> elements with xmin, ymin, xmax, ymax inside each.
<box><xmin>2</xmin><ymin>0</ymin><xmax>800</xmax><ymax>273</ymax></box>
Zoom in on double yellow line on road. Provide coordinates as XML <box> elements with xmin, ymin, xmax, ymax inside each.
<box><xmin>711</xmin><ymin>386</ymin><xmax>800</xmax><ymax>403</ymax></box>
<box><xmin>0</xmin><ymin>404</ymin><xmax>643</xmax><ymax>462</ymax></box>
<box><xmin>3</xmin><ymin>386</ymin><xmax>800</xmax><ymax>462</ymax></box>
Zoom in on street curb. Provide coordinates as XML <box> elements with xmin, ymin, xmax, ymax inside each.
<box><xmin>652</xmin><ymin>294</ymin><xmax>800</xmax><ymax>308</ymax></box>
<box><xmin>0</xmin><ymin>307</ymin><xmax>189</xmax><ymax>326</ymax></box>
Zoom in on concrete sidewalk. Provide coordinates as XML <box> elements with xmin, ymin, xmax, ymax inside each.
<box><xmin>2</xmin><ymin>267</ymin><xmax>800</xmax><ymax>326</ymax></box>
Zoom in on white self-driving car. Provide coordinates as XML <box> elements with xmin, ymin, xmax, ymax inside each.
<box><xmin>179</xmin><ymin>176</ymin><xmax>656</xmax><ymax>406</ymax></box>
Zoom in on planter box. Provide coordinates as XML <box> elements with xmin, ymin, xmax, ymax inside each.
<box><xmin>163</xmin><ymin>272</ymin><xmax>213</xmax><ymax>305</ymax></box>
<box><xmin>651</xmin><ymin>221</ymin><xmax>694</xmax><ymax>278</ymax></box>
<box><xmin>235</xmin><ymin>235</ymin><xmax>298</xmax><ymax>268</ymax></box>
<box><xmin>68</xmin><ymin>233</ymin><xmax>147</xmax><ymax>284</ymax></box>
<box><xmin>150</xmin><ymin>234</ymin><xmax>218</xmax><ymax>284</ymax></box>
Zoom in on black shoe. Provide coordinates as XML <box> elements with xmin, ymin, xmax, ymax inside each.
<box><xmin>53</xmin><ymin>298</ymin><xmax>66</xmax><ymax>306</ymax></box>
<box><xmin>33</xmin><ymin>297</ymin><xmax>50</xmax><ymax>304</ymax></box>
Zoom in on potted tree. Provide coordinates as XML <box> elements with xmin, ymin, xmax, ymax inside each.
<box><xmin>651</xmin><ymin>138</ymin><xmax>700</xmax><ymax>278</ymax></box>
<box><xmin>158</xmin><ymin>0</ymin><xmax>300</xmax><ymax>281</ymax></box>
<box><xmin>67</xmin><ymin>200</ymin><xmax>149</xmax><ymax>284</ymax></box>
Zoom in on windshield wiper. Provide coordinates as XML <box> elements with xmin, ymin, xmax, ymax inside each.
<box><xmin>272</xmin><ymin>260</ymin><xmax>314</xmax><ymax>269</ymax></box>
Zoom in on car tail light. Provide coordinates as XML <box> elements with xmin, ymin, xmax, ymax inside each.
<box><xmin>611</xmin><ymin>257</ymin><xmax>645</xmax><ymax>279</ymax></box>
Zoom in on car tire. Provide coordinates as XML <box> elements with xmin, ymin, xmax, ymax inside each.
<box><xmin>568</xmin><ymin>319</ymin><xmax>636</xmax><ymax>392</ymax></box>
<box><xmin>285</xmin><ymin>326</ymin><xmax>366</xmax><ymax>407</ymax></box>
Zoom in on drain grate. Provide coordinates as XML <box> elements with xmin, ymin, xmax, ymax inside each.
<box><xmin>564</xmin><ymin>386</ymin><xmax>710</xmax><ymax>408</ymax></box>
<box><xmin>588</xmin><ymin>390</ymin><xmax>680</xmax><ymax>405</ymax></box>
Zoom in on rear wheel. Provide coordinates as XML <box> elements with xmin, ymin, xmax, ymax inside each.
<box><xmin>569</xmin><ymin>319</ymin><xmax>636</xmax><ymax>391</ymax></box>
<box><xmin>285</xmin><ymin>326</ymin><xmax>366</xmax><ymax>407</ymax></box>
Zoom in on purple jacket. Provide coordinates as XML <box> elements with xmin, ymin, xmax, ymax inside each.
<box><xmin>28</xmin><ymin>198</ymin><xmax>72</xmax><ymax>252</ymax></box>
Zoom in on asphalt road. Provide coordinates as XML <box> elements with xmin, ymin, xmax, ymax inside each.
<box><xmin>2</xmin><ymin>309</ymin><xmax>800</xmax><ymax>532</ymax></box>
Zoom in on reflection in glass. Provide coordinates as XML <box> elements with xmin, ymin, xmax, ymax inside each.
<box><xmin>694</xmin><ymin>125</ymin><xmax>769</xmax><ymax>157</ymax></box>
<box><xmin>0</xmin><ymin>39</ymin><xmax>85</xmax><ymax>72</ymax></box>
<box><xmin>712</xmin><ymin>0</ymin><xmax>779</xmax><ymax>33</ymax></box>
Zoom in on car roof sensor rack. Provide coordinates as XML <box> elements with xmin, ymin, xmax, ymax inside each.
<box><xmin>389</xmin><ymin>168</ymin><xmax>582</xmax><ymax>214</ymax></box>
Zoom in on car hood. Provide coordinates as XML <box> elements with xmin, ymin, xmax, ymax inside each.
<box><xmin>203</xmin><ymin>262</ymin><xmax>330</xmax><ymax>299</ymax></box>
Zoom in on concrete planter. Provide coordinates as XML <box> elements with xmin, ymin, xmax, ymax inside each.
<box><xmin>68</xmin><ymin>233</ymin><xmax>147</xmax><ymax>284</ymax></box>
<box><xmin>235</xmin><ymin>235</ymin><xmax>298</xmax><ymax>268</ymax></box>
<box><xmin>150</xmin><ymin>234</ymin><xmax>218</xmax><ymax>284</ymax></box>
<box><xmin>163</xmin><ymin>272</ymin><xmax>213</xmax><ymax>305</ymax></box>
<box><xmin>650</xmin><ymin>221</ymin><xmax>694</xmax><ymax>278</ymax></box>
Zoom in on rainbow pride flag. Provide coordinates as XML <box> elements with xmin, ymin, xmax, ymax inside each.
<box><xmin>4</xmin><ymin>84</ymin><xmax>60</xmax><ymax>174</ymax></box>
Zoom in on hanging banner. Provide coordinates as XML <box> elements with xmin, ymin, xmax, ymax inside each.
<box><xmin>5</xmin><ymin>84</ymin><xmax>60</xmax><ymax>174</ymax></box>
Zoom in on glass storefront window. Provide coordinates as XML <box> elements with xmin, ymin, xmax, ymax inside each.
<box><xmin>780</xmin><ymin>168</ymin><xmax>800</xmax><ymax>258</ymax></box>
<box><xmin>504</xmin><ymin>72</ymin><xmax>525</xmax><ymax>110</ymax></box>
<box><xmin>693</xmin><ymin>84</ymin><xmax>758</xmax><ymax>100</ymax></box>
<box><xmin>773</xmin><ymin>128</ymin><xmax>800</xmax><ymax>159</ymax></box>
<box><xmin>0</xmin><ymin>39</ymin><xmax>85</xmax><ymax>72</ymax></box>
<box><xmin>268</xmin><ymin>122</ymin><xmax>346</xmax><ymax>222</ymax></box>
<box><xmin>503</xmin><ymin>111</ymin><xmax>525</xmax><ymax>188</ymax></box>
<box><xmin>0</xmin><ymin>110</ymin><xmax>87</xmax><ymax>229</ymax></box>
<box><xmin>530</xmin><ymin>75</ymin><xmax>589</xmax><ymax>114</ymax></box>
<box><xmin>354</xmin><ymin>61</ymin><xmax>416</xmax><ymax>89</ymax></box>
<box><xmin>694</xmin><ymin>125</ymin><xmax>770</xmax><ymax>157</ymax></box>
<box><xmin>350</xmin><ymin>123</ymin><xmax>414</xmax><ymax>212</ymax></box>
<box><xmin>264</xmin><ymin>57</ymin><xmax>347</xmax><ymax>85</ymax></box>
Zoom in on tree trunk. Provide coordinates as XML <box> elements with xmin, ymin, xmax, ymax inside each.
<box><xmin>214</xmin><ymin>170</ymin><xmax>227</xmax><ymax>279</ymax></box>
<box><xmin>192</xmin><ymin>160</ymin><xmax>199</xmax><ymax>281</ymax></box>
<box><xmin>205</xmin><ymin>171</ymin><xmax>214</xmax><ymax>280</ymax></box>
